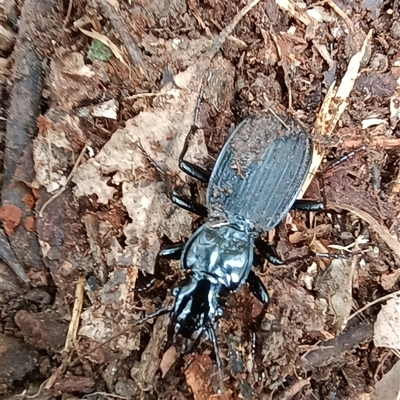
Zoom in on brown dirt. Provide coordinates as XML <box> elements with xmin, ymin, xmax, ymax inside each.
<box><xmin>0</xmin><ymin>0</ymin><xmax>400</xmax><ymax>399</ymax></box>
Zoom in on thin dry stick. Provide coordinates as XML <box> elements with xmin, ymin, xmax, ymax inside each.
<box><xmin>83</xmin><ymin>392</ymin><xmax>128</xmax><ymax>399</ymax></box>
<box><xmin>279</xmin><ymin>378</ymin><xmax>311</xmax><ymax>400</ymax></box>
<box><xmin>342</xmin><ymin>137</ymin><xmax>400</xmax><ymax>148</ymax></box>
<box><xmin>348</xmin><ymin>289</ymin><xmax>400</xmax><ymax>321</ymax></box>
<box><xmin>268</xmin><ymin>107</ymin><xmax>289</xmax><ymax>129</ymax></box>
<box><xmin>15</xmin><ymin>379</ymin><xmax>48</xmax><ymax>398</ymax></box>
<box><xmin>43</xmin><ymin>277</ymin><xmax>86</xmax><ymax>391</ymax></box>
<box><xmin>39</xmin><ymin>144</ymin><xmax>87</xmax><ymax>217</ymax></box>
<box><xmin>206</xmin><ymin>0</ymin><xmax>261</xmax><ymax>59</ymax></box>
<box><xmin>64</xmin><ymin>0</ymin><xmax>73</xmax><ymax>29</ymax></box>
<box><xmin>64</xmin><ymin>276</ymin><xmax>85</xmax><ymax>359</ymax></box>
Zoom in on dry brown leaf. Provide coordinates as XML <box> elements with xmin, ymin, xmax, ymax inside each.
<box><xmin>362</xmin><ymin>0</ymin><xmax>384</xmax><ymax>20</ymax></box>
<box><xmin>325</xmin><ymin>258</ymin><xmax>354</xmax><ymax>331</ymax></box>
<box><xmin>160</xmin><ymin>346</ymin><xmax>178</xmax><ymax>378</ymax></box>
<box><xmin>91</xmin><ymin>99</ymin><xmax>119</xmax><ymax>119</ymax></box>
<box><xmin>73</xmin><ymin>161</ymin><xmax>117</xmax><ymax>204</ymax></box>
<box><xmin>79</xmin><ymin>267</ymin><xmax>139</xmax><ymax>357</ymax></box>
<box><xmin>374</xmin><ymin>297</ymin><xmax>400</xmax><ymax>350</ymax></box>
<box><xmin>72</xmin><ymin>68</ymin><xmax>208</xmax><ymax>274</ymax></box>
<box><xmin>34</xmin><ymin>110</ymin><xmax>86</xmax><ymax>193</ymax></box>
<box><xmin>184</xmin><ymin>353</ymin><xmax>215</xmax><ymax>400</ymax></box>
<box><xmin>381</xmin><ymin>269</ymin><xmax>400</xmax><ymax>291</ymax></box>
<box><xmin>371</xmin><ymin>360</ymin><xmax>400</xmax><ymax>400</ymax></box>
<box><xmin>79</xmin><ymin>28</ymin><xmax>128</xmax><ymax>66</ymax></box>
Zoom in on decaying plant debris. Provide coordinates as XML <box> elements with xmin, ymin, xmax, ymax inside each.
<box><xmin>0</xmin><ymin>0</ymin><xmax>400</xmax><ymax>399</ymax></box>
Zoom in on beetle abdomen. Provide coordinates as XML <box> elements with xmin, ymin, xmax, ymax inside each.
<box><xmin>206</xmin><ymin>114</ymin><xmax>313</xmax><ymax>232</ymax></box>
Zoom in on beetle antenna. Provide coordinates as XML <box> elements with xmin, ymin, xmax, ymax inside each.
<box><xmin>71</xmin><ymin>306</ymin><xmax>172</xmax><ymax>367</ymax></box>
<box><xmin>208</xmin><ymin>326</ymin><xmax>225</xmax><ymax>394</ymax></box>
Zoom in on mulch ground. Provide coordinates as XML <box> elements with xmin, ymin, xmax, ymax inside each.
<box><xmin>0</xmin><ymin>0</ymin><xmax>399</xmax><ymax>399</ymax></box>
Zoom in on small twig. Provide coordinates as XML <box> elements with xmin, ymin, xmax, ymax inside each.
<box><xmin>267</xmin><ymin>108</ymin><xmax>289</xmax><ymax>129</ymax></box>
<box><xmin>373</xmin><ymin>349</ymin><xmax>392</xmax><ymax>382</ymax></box>
<box><xmin>324</xmin><ymin>0</ymin><xmax>353</xmax><ymax>32</ymax></box>
<box><xmin>207</xmin><ymin>0</ymin><xmax>261</xmax><ymax>59</ymax></box>
<box><xmin>82</xmin><ymin>215</ymin><xmax>107</xmax><ymax>283</ymax></box>
<box><xmin>42</xmin><ymin>277</ymin><xmax>86</xmax><ymax>391</ymax></box>
<box><xmin>278</xmin><ymin>378</ymin><xmax>311</xmax><ymax>400</ymax></box>
<box><xmin>82</xmin><ymin>392</ymin><xmax>127</xmax><ymax>399</ymax></box>
<box><xmin>347</xmin><ymin>289</ymin><xmax>400</xmax><ymax>321</ymax></box>
<box><xmin>342</xmin><ymin>137</ymin><xmax>400</xmax><ymax>148</ymax></box>
<box><xmin>63</xmin><ymin>276</ymin><xmax>85</xmax><ymax>359</ymax></box>
<box><xmin>64</xmin><ymin>0</ymin><xmax>73</xmax><ymax>29</ymax></box>
<box><xmin>123</xmin><ymin>92</ymin><xmax>161</xmax><ymax>100</ymax></box>
<box><xmin>302</xmin><ymin>319</ymin><xmax>375</xmax><ymax>370</ymax></box>
<box><xmin>15</xmin><ymin>379</ymin><xmax>49</xmax><ymax>398</ymax></box>
<box><xmin>39</xmin><ymin>144</ymin><xmax>87</xmax><ymax>218</ymax></box>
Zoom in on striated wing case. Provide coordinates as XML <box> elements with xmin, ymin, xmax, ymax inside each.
<box><xmin>206</xmin><ymin>114</ymin><xmax>313</xmax><ymax>232</ymax></box>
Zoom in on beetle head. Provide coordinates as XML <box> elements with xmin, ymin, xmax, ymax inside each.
<box><xmin>167</xmin><ymin>276</ymin><xmax>222</xmax><ymax>352</ymax></box>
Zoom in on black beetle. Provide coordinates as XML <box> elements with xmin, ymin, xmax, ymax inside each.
<box><xmin>135</xmin><ymin>111</ymin><xmax>325</xmax><ymax>382</ymax></box>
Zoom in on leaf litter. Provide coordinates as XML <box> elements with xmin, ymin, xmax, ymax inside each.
<box><xmin>1</xmin><ymin>0</ymin><xmax>400</xmax><ymax>398</ymax></box>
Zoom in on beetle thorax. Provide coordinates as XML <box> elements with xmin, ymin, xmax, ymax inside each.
<box><xmin>181</xmin><ymin>223</ymin><xmax>254</xmax><ymax>290</ymax></box>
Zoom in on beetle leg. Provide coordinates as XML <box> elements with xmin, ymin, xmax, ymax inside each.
<box><xmin>137</xmin><ymin>244</ymin><xmax>185</xmax><ymax>291</ymax></box>
<box><xmin>179</xmin><ymin>73</ymin><xmax>213</xmax><ymax>183</ymax></box>
<box><xmin>208</xmin><ymin>326</ymin><xmax>225</xmax><ymax>394</ymax></box>
<box><xmin>247</xmin><ymin>270</ymin><xmax>269</xmax><ymax>305</ymax></box>
<box><xmin>171</xmin><ymin>192</ymin><xmax>208</xmax><ymax>216</ymax></box>
<box><xmin>291</xmin><ymin>199</ymin><xmax>325</xmax><ymax>211</ymax></box>
<box><xmin>158</xmin><ymin>243</ymin><xmax>185</xmax><ymax>260</ymax></box>
<box><xmin>179</xmin><ymin>124</ymin><xmax>211</xmax><ymax>183</ymax></box>
<box><xmin>137</xmin><ymin>141</ymin><xmax>208</xmax><ymax>216</ymax></box>
<box><xmin>256</xmin><ymin>242</ymin><xmax>285</xmax><ymax>266</ymax></box>
<box><xmin>179</xmin><ymin>157</ymin><xmax>211</xmax><ymax>183</ymax></box>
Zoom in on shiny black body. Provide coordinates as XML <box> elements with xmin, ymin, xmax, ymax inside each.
<box><xmin>162</xmin><ymin>114</ymin><xmax>320</xmax><ymax>354</ymax></box>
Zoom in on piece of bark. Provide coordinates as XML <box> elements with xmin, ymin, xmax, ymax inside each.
<box><xmin>1</xmin><ymin>0</ymin><xmax>63</xmax><ymax>276</ymax></box>
<box><xmin>302</xmin><ymin>318</ymin><xmax>375</xmax><ymax>371</ymax></box>
<box><xmin>0</xmin><ymin>333</ymin><xmax>38</xmax><ymax>394</ymax></box>
<box><xmin>0</xmin><ymin>228</ymin><xmax>29</xmax><ymax>284</ymax></box>
<box><xmin>14</xmin><ymin>310</ymin><xmax>68</xmax><ymax>352</ymax></box>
